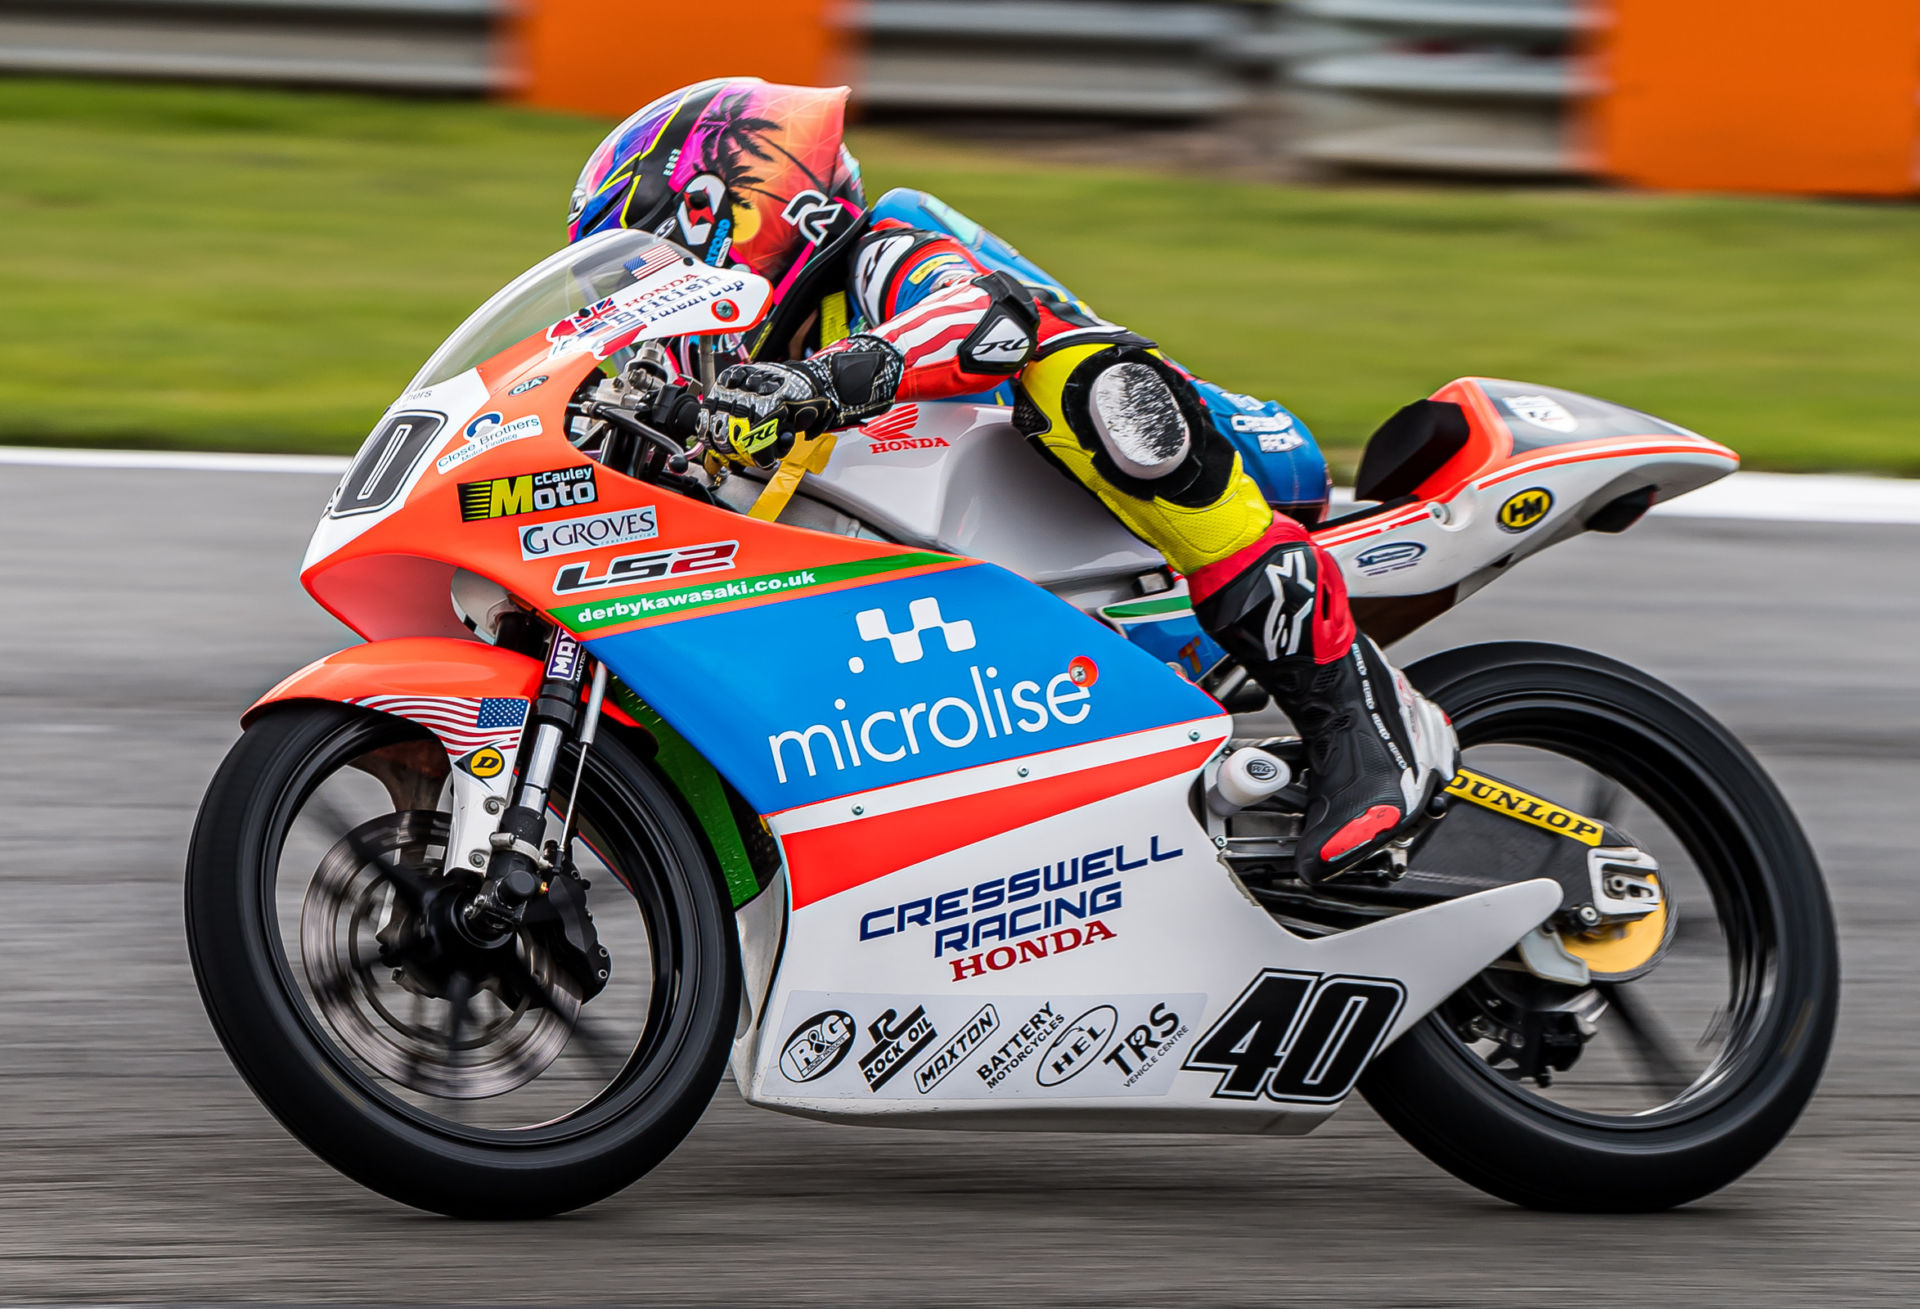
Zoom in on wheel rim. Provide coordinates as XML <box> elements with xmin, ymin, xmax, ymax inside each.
<box><xmin>258</xmin><ymin>714</ymin><xmax>705</xmax><ymax>1145</ymax></box>
<box><xmin>1427</xmin><ymin>689</ymin><xmax>1784</xmax><ymax>1129</ymax></box>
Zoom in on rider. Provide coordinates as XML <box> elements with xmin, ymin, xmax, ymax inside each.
<box><xmin>566</xmin><ymin>78</ymin><xmax>1456</xmax><ymax>883</ymax></box>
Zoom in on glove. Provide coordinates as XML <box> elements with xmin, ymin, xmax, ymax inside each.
<box><xmin>700</xmin><ymin>336</ymin><xmax>905</xmax><ymax>468</ymax></box>
<box><xmin>698</xmin><ymin>361</ymin><xmax>836</xmax><ymax>468</ymax></box>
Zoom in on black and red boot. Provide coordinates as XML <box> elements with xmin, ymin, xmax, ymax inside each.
<box><xmin>1192</xmin><ymin>522</ymin><xmax>1458</xmax><ymax>883</ymax></box>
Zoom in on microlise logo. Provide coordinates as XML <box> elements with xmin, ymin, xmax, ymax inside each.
<box><xmin>766</xmin><ymin>598</ymin><xmax>1099</xmax><ymax>786</ymax></box>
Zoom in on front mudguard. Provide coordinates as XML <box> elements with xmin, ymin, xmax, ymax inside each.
<box><xmin>248</xmin><ymin>637</ymin><xmax>766</xmax><ymax>908</ymax></box>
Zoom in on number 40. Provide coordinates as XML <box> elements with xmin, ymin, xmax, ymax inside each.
<box><xmin>1183</xmin><ymin>970</ymin><xmax>1406</xmax><ymax>1103</ymax></box>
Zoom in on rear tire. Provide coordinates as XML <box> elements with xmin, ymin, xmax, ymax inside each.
<box><xmin>1359</xmin><ymin>642</ymin><xmax>1838</xmax><ymax>1211</ymax></box>
<box><xmin>185</xmin><ymin>702</ymin><xmax>739</xmax><ymax>1218</ymax></box>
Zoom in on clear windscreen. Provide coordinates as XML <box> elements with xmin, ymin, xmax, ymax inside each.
<box><xmin>408</xmin><ymin>230</ymin><xmax>694</xmax><ymax>391</ymax></box>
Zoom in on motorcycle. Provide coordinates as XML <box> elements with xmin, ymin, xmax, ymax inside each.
<box><xmin>186</xmin><ymin>230</ymin><xmax>1838</xmax><ymax>1218</ymax></box>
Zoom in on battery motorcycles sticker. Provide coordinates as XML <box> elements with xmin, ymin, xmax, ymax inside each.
<box><xmin>773</xmin><ymin>991</ymin><xmax>1205</xmax><ymax>1100</ymax></box>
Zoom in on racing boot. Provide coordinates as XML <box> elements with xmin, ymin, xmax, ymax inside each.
<box><xmin>1191</xmin><ymin>522</ymin><xmax>1457</xmax><ymax>884</ymax></box>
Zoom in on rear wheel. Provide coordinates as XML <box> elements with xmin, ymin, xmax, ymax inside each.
<box><xmin>185</xmin><ymin>701</ymin><xmax>739</xmax><ymax>1218</ymax></box>
<box><xmin>1358</xmin><ymin>642</ymin><xmax>1837</xmax><ymax>1211</ymax></box>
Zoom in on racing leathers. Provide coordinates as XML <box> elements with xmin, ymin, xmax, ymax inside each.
<box><xmin>699</xmin><ymin>206</ymin><xmax>1457</xmax><ymax>883</ymax></box>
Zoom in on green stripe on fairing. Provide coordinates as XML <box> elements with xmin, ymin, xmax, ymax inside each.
<box><xmin>609</xmin><ymin>680</ymin><xmax>761</xmax><ymax>908</ymax></box>
<box><xmin>552</xmin><ymin>551</ymin><xmax>958</xmax><ymax>632</ymax></box>
<box><xmin>1102</xmin><ymin>594</ymin><xmax>1195</xmax><ymax>620</ymax></box>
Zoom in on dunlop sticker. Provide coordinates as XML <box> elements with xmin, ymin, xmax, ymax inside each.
<box><xmin>1444</xmin><ymin>768</ymin><xmax>1604</xmax><ymax>845</ymax></box>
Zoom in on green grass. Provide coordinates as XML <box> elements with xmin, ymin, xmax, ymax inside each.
<box><xmin>3</xmin><ymin>78</ymin><xmax>1918</xmax><ymax>472</ymax></box>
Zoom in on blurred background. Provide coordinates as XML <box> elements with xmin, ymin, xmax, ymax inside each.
<box><xmin>2</xmin><ymin>0</ymin><xmax>1918</xmax><ymax>475</ymax></box>
<box><xmin>2</xmin><ymin>7</ymin><xmax>1919</xmax><ymax>1303</ymax></box>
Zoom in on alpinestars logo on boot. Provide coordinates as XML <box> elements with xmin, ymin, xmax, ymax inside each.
<box><xmin>1261</xmin><ymin>547</ymin><xmax>1314</xmax><ymax>660</ymax></box>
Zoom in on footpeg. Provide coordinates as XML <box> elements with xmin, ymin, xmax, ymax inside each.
<box><xmin>1206</xmin><ymin>747</ymin><xmax>1293</xmax><ymax>815</ymax></box>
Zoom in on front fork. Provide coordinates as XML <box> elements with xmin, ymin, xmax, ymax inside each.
<box><xmin>461</xmin><ymin>628</ymin><xmax>607</xmax><ymax>940</ymax></box>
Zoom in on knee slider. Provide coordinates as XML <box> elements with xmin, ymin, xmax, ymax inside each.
<box><xmin>1087</xmin><ymin>361</ymin><xmax>1190</xmax><ymax>482</ymax></box>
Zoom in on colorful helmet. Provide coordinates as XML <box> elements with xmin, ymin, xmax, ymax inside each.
<box><xmin>567</xmin><ymin>78</ymin><xmax>865</xmax><ymax>310</ymax></box>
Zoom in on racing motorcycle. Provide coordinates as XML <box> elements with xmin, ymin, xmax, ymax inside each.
<box><xmin>186</xmin><ymin>230</ymin><xmax>1838</xmax><ymax>1218</ymax></box>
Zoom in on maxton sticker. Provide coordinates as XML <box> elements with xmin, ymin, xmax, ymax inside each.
<box><xmin>914</xmin><ymin>1004</ymin><xmax>999</xmax><ymax>1094</ymax></box>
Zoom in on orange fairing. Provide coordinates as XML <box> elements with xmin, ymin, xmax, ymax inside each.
<box><xmin>245</xmin><ymin>638</ymin><xmax>546</xmax><ymax>726</ymax></box>
<box><xmin>304</xmin><ymin>345</ymin><xmax>966</xmax><ymax>646</ymax></box>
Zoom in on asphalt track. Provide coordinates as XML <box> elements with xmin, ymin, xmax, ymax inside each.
<box><xmin>0</xmin><ymin>464</ymin><xmax>1915</xmax><ymax>1306</ymax></box>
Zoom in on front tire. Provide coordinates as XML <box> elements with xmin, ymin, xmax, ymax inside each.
<box><xmin>185</xmin><ymin>701</ymin><xmax>739</xmax><ymax>1218</ymax></box>
<box><xmin>1359</xmin><ymin>642</ymin><xmax>1838</xmax><ymax>1211</ymax></box>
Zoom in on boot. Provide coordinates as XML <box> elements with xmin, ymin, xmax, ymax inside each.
<box><xmin>1193</xmin><ymin>525</ymin><xmax>1457</xmax><ymax>884</ymax></box>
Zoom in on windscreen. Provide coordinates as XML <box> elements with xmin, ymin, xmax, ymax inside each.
<box><xmin>408</xmin><ymin>230</ymin><xmax>693</xmax><ymax>391</ymax></box>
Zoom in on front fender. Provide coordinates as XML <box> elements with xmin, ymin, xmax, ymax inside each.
<box><xmin>246</xmin><ymin>637</ymin><xmax>545</xmax><ymax>726</ymax></box>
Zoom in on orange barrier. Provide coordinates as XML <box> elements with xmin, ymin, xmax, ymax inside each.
<box><xmin>509</xmin><ymin>0</ymin><xmax>840</xmax><ymax>120</ymax></box>
<box><xmin>1592</xmin><ymin>0</ymin><xmax>1920</xmax><ymax>196</ymax></box>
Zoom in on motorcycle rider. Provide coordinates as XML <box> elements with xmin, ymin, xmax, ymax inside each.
<box><xmin>566</xmin><ymin>77</ymin><xmax>1456</xmax><ymax>883</ymax></box>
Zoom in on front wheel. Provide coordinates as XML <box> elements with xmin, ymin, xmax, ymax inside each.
<box><xmin>1359</xmin><ymin>642</ymin><xmax>1838</xmax><ymax>1211</ymax></box>
<box><xmin>185</xmin><ymin>701</ymin><xmax>739</xmax><ymax>1218</ymax></box>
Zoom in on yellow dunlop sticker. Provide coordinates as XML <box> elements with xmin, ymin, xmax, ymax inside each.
<box><xmin>458</xmin><ymin>746</ymin><xmax>505</xmax><ymax>779</ymax></box>
<box><xmin>1444</xmin><ymin>768</ymin><xmax>1604</xmax><ymax>845</ymax></box>
<box><xmin>1497</xmin><ymin>486</ymin><xmax>1554</xmax><ymax>532</ymax></box>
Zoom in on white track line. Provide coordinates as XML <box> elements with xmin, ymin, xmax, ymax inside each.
<box><xmin>0</xmin><ymin>446</ymin><xmax>348</xmax><ymax>474</ymax></box>
<box><xmin>2</xmin><ymin>446</ymin><xmax>1917</xmax><ymax>524</ymax></box>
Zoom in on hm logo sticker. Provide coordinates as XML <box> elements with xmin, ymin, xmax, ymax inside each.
<box><xmin>854</xmin><ymin>596</ymin><xmax>976</xmax><ymax>667</ymax></box>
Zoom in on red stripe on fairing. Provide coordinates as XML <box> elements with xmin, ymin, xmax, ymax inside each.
<box><xmin>785</xmin><ymin>737</ymin><xmax>1217</xmax><ymax>910</ymax></box>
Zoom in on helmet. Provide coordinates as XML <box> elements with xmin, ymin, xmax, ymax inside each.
<box><xmin>567</xmin><ymin>78</ymin><xmax>865</xmax><ymax>314</ymax></box>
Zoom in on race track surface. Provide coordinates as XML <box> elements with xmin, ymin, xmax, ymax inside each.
<box><xmin>0</xmin><ymin>465</ymin><xmax>1914</xmax><ymax>1305</ymax></box>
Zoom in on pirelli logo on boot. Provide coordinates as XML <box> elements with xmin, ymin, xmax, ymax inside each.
<box><xmin>1444</xmin><ymin>768</ymin><xmax>1603</xmax><ymax>845</ymax></box>
<box><xmin>459</xmin><ymin>466</ymin><xmax>597</xmax><ymax>521</ymax></box>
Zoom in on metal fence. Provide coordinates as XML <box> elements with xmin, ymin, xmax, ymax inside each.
<box><xmin>0</xmin><ymin>0</ymin><xmax>499</xmax><ymax>91</ymax></box>
<box><xmin>0</xmin><ymin>0</ymin><xmax>1587</xmax><ymax>175</ymax></box>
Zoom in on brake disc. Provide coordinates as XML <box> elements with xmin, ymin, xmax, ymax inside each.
<box><xmin>299</xmin><ymin>811</ymin><xmax>582</xmax><ymax>1100</ymax></box>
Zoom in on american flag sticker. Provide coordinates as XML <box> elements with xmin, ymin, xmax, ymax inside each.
<box><xmin>628</xmin><ymin>242</ymin><xmax>686</xmax><ymax>282</ymax></box>
<box><xmin>351</xmin><ymin>696</ymin><xmax>529</xmax><ymax>755</ymax></box>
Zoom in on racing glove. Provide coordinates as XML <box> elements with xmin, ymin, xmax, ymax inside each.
<box><xmin>700</xmin><ymin>335</ymin><xmax>904</xmax><ymax>467</ymax></box>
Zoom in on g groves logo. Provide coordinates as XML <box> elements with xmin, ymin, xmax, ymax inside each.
<box><xmin>766</xmin><ymin>597</ymin><xmax>1101</xmax><ymax>785</ymax></box>
<box><xmin>459</xmin><ymin>465</ymin><xmax>597</xmax><ymax>522</ymax></box>
<box><xmin>520</xmin><ymin>505</ymin><xmax>658</xmax><ymax>560</ymax></box>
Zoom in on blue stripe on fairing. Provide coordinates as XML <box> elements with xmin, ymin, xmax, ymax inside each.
<box><xmin>586</xmin><ymin>562</ymin><xmax>1221</xmax><ymax>813</ymax></box>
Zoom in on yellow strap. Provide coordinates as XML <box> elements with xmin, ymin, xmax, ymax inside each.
<box><xmin>747</xmin><ymin>432</ymin><xmax>838</xmax><ymax>522</ymax></box>
<box><xmin>819</xmin><ymin>291</ymin><xmax>849</xmax><ymax>347</ymax></box>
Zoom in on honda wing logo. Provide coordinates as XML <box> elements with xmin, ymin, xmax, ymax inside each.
<box><xmin>855</xmin><ymin>596</ymin><xmax>976</xmax><ymax>666</ymax></box>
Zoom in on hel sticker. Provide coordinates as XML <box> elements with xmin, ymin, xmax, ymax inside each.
<box><xmin>1444</xmin><ymin>768</ymin><xmax>1605</xmax><ymax>845</ymax></box>
<box><xmin>780</xmin><ymin>1009</ymin><xmax>855</xmax><ymax>1083</ymax></box>
<box><xmin>457</xmin><ymin>746</ymin><xmax>505</xmax><ymax>779</ymax></box>
<box><xmin>1035</xmin><ymin>1005</ymin><xmax>1118</xmax><ymax>1087</ymax></box>
<box><xmin>1497</xmin><ymin>487</ymin><xmax>1553</xmax><ymax>533</ymax></box>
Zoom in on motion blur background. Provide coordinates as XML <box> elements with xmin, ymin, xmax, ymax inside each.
<box><xmin>3</xmin><ymin>0</ymin><xmax>1920</xmax><ymax>474</ymax></box>
<box><xmin>3</xmin><ymin>4</ymin><xmax>1920</xmax><ymax>1304</ymax></box>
